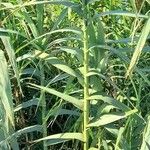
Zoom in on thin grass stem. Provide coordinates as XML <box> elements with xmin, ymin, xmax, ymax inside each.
<box><xmin>40</xmin><ymin>62</ymin><xmax>47</xmax><ymax>150</ymax></box>
<box><xmin>82</xmin><ymin>1</ymin><xmax>90</xmax><ymax>149</ymax></box>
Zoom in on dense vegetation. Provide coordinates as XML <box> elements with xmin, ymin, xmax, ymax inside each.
<box><xmin>0</xmin><ymin>0</ymin><xmax>150</xmax><ymax>149</ymax></box>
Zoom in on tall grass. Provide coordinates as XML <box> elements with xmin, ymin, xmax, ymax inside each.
<box><xmin>0</xmin><ymin>0</ymin><xmax>150</xmax><ymax>149</ymax></box>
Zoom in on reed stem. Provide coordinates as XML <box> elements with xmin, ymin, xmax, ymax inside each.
<box><xmin>82</xmin><ymin>1</ymin><xmax>90</xmax><ymax>150</ymax></box>
<box><xmin>40</xmin><ymin>62</ymin><xmax>47</xmax><ymax>150</ymax></box>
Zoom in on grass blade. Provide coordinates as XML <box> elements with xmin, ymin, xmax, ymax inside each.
<box><xmin>89</xmin><ymin>95</ymin><xmax>130</xmax><ymax>111</ymax></box>
<box><xmin>96</xmin><ymin>10</ymin><xmax>149</xmax><ymax>19</ymax></box>
<box><xmin>141</xmin><ymin>116</ymin><xmax>150</xmax><ymax>150</ymax></box>
<box><xmin>0</xmin><ymin>50</ymin><xmax>14</xmax><ymax>127</ymax></box>
<box><xmin>1</xmin><ymin>36</ymin><xmax>22</xmax><ymax>94</ymax></box>
<box><xmin>88</xmin><ymin>109</ymin><xmax>137</xmax><ymax>127</ymax></box>
<box><xmin>30</xmin><ymin>83</ymin><xmax>83</xmax><ymax>110</ymax></box>
<box><xmin>126</xmin><ymin>17</ymin><xmax>150</xmax><ymax>77</ymax></box>
<box><xmin>33</xmin><ymin>133</ymin><xmax>84</xmax><ymax>144</ymax></box>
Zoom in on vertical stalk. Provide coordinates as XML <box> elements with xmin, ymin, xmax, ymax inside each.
<box><xmin>40</xmin><ymin>62</ymin><xmax>47</xmax><ymax>150</ymax></box>
<box><xmin>82</xmin><ymin>1</ymin><xmax>89</xmax><ymax>150</ymax></box>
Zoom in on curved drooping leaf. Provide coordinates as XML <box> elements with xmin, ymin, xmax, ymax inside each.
<box><xmin>46</xmin><ymin>57</ymin><xmax>78</xmax><ymax>77</ymax></box>
<box><xmin>14</xmin><ymin>98</ymin><xmax>39</xmax><ymax>112</ymax></box>
<box><xmin>19</xmin><ymin>68</ymin><xmax>41</xmax><ymax>79</ymax></box>
<box><xmin>30</xmin><ymin>83</ymin><xmax>83</xmax><ymax>110</ymax></box>
<box><xmin>43</xmin><ymin>107</ymin><xmax>80</xmax><ymax>125</ymax></box>
<box><xmin>89</xmin><ymin>45</ymin><xmax>150</xmax><ymax>86</ymax></box>
<box><xmin>48</xmin><ymin>73</ymin><xmax>69</xmax><ymax>85</ymax></box>
<box><xmin>88</xmin><ymin>109</ymin><xmax>137</xmax><ymax>127</ymax></box>
<box><xmin>33</xmin><ymin>50</ymin><xmax>77</xmax><ymax>77</ymax></box>
<box><xmin>106</xmin><ymin>36</ymin><xmax>150</xmax><ymax>44</ymax></box>
<box><xmin>89</xmin><ymin>95</ymin><xmax>130</xmax><ymax>111</ymax></box>
<box><xmin>16</xmin><ymin>53</ymin><xmax>33</xmax><ymax>62</ymax></box>
<box><xmin>0</xmin><ymin>125</ymin><xmax>43</xmax><ymax>146</ymax></box>
<box><xmin>0</xmin><ymin>1</ymin><xmax>80</xmax><ymax>10</ymax></box>
<box><xmin>56</xmin><ymin>109</ymin><xmax>80</xmax><ymax>116</ymax></box>
<box><xmin>33</xmin><ymin>50</ymin><xmax>83</xmax><ymax>84</ymax></box>
<box><xmin>116</xmin><ymin>46</ymin><xmax>150</xmax><ymax>53</ymax></box>
<box><xmin>25</xmin><ymin>1</ymin><xmax>80</xmax><ymax>8</ymax></box>
<box><xmin>126</xmin><ymin>17</ymin><xmax>150</xmax><ymax>77</ymax></box>
<box><xmin>1</xmin><ymin>1</ymin><xmax>82</xmax><ymax>18</ymax></box>
<box><xmin>0</xmin><ymin>28</ymin><xmax>25</xmax><ymax>37</ymax></box>
<box><xmin>48</xmin><ymin>37</ymin><xmax>81</xmax><ymax>48</ymax></box>
<box><xmin>56</xmin><ymin>46</ymin><xmax>83</xmax><ymax>58</ymax></box>
<box><xmin>18</xmin><ymin>49</ymin><xmax>82</xmax><ymax>87</ymax></box>
<box><xmin>33</xmin><ymin>133</ymin><xmax>84</xmax><ymax>145</ymax></box>
<box><xmin>17</xmin><ymin>28</ymin><xmax>82</xmax><ymax>52</ymax></box>
<box><xmin>96</xmin><ymin>10</ymin><xmax>149</xmax><ymax>19</ymax></box>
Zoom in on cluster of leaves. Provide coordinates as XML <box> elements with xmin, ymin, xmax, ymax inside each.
<box><xmin>0</xmin><ymin>0</ymin><xmax>150</xmax><ymax>150</ymax></box>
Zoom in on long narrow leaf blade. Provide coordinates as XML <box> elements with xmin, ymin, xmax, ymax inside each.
<box><xmin>30</xmin><ymin>83</ymin><xmax>83</xmax><ymax>110</ymax></box>
<box><xmin>1</xmin><ymin>36</ymin><xmax>22</xmax><ymax>93</ymax></box>
<box><xmin>33</xmin><ymin>133</ymin><xmax>84</xmax><ymax>144</ymax></box>
<box><xmin>126</xmin><ymin>17</ymin><xmax>150</xmax><ymax>77</ymax></box>
<box><xmin>88</xmin><ymin>109</ymin><xmax>137</xmax><ymax>127</ymax></box>
<box><xmin>0</xmin><ymin>50</ymin><xmax>14</xmax><ymax>127</ymax></box>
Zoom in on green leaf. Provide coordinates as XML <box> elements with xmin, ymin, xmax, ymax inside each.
<box><xmin>146</xmin><ymin>0</ymin><xmax>150</xmax><ymax>4</ymax></box>
<box><xmin>17</xmin><ymin>28</ymin><xmax>81</xmax><ymax>52</ymax></box>
<box><xmin>0</xmin><ymin>50</ymin><xmax>14</xmax><ymax>127</ymax></box>
<box><xmin>89</xmin><ymin>95</ymin><xmax>130</xmax><ymax>111</ymax></box>
<box><xmin>19</xmin><ymin>68</ymin><xmax>41</xmax><ymax>79</ymax></box>
<box><xmin>0</xmin><ymin>28</ymin><xmax>25</xmax><ymax>37</ymax></box>
<box><xmin>87</xmin><ymin>19</ymin><xmax>97</xmax><ymax>47</ymax></box>
<box><xmin>96</xmin><ymin>10</ymin><xmax>149</xmax><ymax>19</ymax></box>
<box><xmin>56</xmin><ymin>109</ymin><xmax>80</xmax><ymax>116</ymax></box>
<box><xmin>0</xmin><ymin>125</ymin><xmax>43</xmax><ymax>146</ymax></box>
<box><xmin>33</xmin><ymin>50</ymin><xmax>83</xmax><ymax>84</ymax></box>
<box><xmin>126</xmin><ymin>17</ymin><xmax>150</xmax><ymax>77</ymax></box>
<box><xmin>48</xmin><ymin>37</ymin><xmax>81</xmax><ymax>47</ymax></box>
<box><xmin>87</xmin><ymin>0</ymin><xmax>100</xmax><ymax>4</ymax></box>
<box><xmin>0</xmin><ymin>50</ymin><xmax>19</xmax><ymax>149</ymax></box>
<box><xmin>46</xmin><ymin>57</ymin><xmax>78</xmax><ymax>77</ymax></box>
<box><xmin>33</xmin><ymin>50</ymin><xmax>77</xmax><ymax>77</ymax></box>
<box><xmin>88</xmin><ymin>109</ymin><xmax>137</xmax><ymax>127</ymax></box>
<box><xmin>140</xmin><ymin>116</ymin><xmax>150</xmax><ymax>150</ymax></box>
<box><xmin>46</xmin><ymin>139</ymin><xmax>69</xmax><ymax>146</ymax></box>
<box><xmin>115</xmin><ymin>127</ymin><xmax>124</xmax><ymax>150</ymax></box>
<box><xmin>1</xmin><ymin>1</ymin><xmax>80</xmax><ymax>11</ymax></box>
<box><xmin>36</xmin><ymin>0</ymin><xmax>44</xmax><ymax>35</ymax></box>
<box><xmin>30</xmin><ymin>83</ymin><xmax>83</xmax><ymax>110</ymax></box>
<box><xmin>51</xmin><ymin>8</ymin><xmax>68</xmax><ymax>31</ymax></box>
<box><xmin>14</xmin><ymin>98</ymin><xmax>39</xmax><ymax>112</ymax></box>
<box><xmin>89</xmin><ymin>45</ymin><xmax>150</xmax><ymax>86</ymax></box>
<box><xmin>0</xmin><ymin>36</ymin><xmax>22</xmax><ymax>94</ymax></box>
<box><xmin>25</xmin><ymin>1</ymin><xmax>79</xmax><ymax>8</ymax></box>
<box><xmin>56</xmin><ymin>46</ymin><xmax>83</xmax><ymax>61</ymax></box>
<box><xmin>33</xmin><ymin>133</ymin><xmax>84</xmax><ymax>145</ymax></box>
<box><xmin>87</xmin><ymin>18</ymin><xmax>105</xmax><ymax>68</ymax></box>
<box><xmin>48</xmin><ymin>73</ymin><xmax>69</xmax><ymax>85</ymax></box>
<box><xmin>88</xmin><ymin>147</ymin><xmax>99</xmax><ymax>150</ymax></box>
